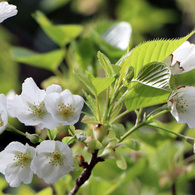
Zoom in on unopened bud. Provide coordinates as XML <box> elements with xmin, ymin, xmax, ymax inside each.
<box><xmin>85</xmin><ymin>136</ymin><xmax>102</xmax><ymax>153</ymax></box>
<box><xmin>75</xmin><ymin>155</ymin><xmax>88</xmax><ymax>168</ymax></box>
<box><xmin>75</xmin><ymin>130</ymin><xmax>87</xmax><ymax>142</ymax></box>
<box><xmin>100</xmin><ymin>147</ymin><xmax>116</xmax><ymax>159</ymax></box>
<box><xmin>26</xmin><ymin>132</ymin><xmax>41</xmax><ymax>144</ymax></box>
<box><xmin>93</xmin><ymin>124</ymin><xmax>109</xmax><ymax>142</ymax></box>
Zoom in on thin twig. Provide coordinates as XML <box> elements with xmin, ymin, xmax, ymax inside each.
<box><xmin>171</xmin><ymin>182</ymin><xmax>176</xmax><ymax>195</ymax></box>
<box><xmin>69</xmin><ymin>150</ymin><xmax>104</xmax><ymax>195</ymax></box>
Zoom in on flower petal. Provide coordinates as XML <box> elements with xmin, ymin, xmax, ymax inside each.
<box><xmin>0</xmin><ymin>2</ymin><xmax>17</xmax><ymax>23</ymax></box>
<box><xmin>168</xmin><ymin>86</ymin><xmax>195</xmax><ymax>128</ymax></box>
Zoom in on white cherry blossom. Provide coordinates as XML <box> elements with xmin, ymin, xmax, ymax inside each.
<box><xmin>168</xmin><ymin>85</ymin><xmax>195</xmax><ymax>128</ymax></box>
<box><xmin>31</xmin><ymin>140</ymin><xmax>74</xmax><ymax>183</ymax></box>
<box><xmin>44</xmin><ymin>89</ymin><xmax>84</xmax><ymax>126</ymax></box>
<box><xmin>0</xmin><ymin>142</ymin><xmax>35</xmax><ymax>187</ymax></box>
<box><xmin>7</xmin><ymin>77</ymin><xmax>58</xmax><ymax>129</ymax></box>
<box><xmin>164</xmin><ymin>41</ymin><xmax>195</xmax><ymax>75</ymax></box>
<box><xmin>0</xmin><ymin>94</ymin><xmax>8</xmax><ymax>133</ymax></box>
<box><xmin>0</xmin><ymin>1</ymin><xmax>17</xmax><ymax>23</ymax></box>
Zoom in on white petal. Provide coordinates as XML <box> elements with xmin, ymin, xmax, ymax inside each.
<box><xmin>168</xmin><ymin>41</ymin><xmax>195</xmax><ymax>75</ymax></box>
<box><xmin>6</xmin><ymin>90</ymin><xmax>16</xmax><ymax>100</ymax></box>
<box><xmin>0</xmin><ymin>94</ymin><xmax>8</xmax><ymax>133</ymax></box>
<box><xmin>168</xmin><ymin>86</ymin><xmax>195</xmax><ymax>128</ymax></box>
<box><xmin>0</xmin><ymin>2</ymin><xmax>17</xmax><ymax>23</ymax></box>
<box><xmin>35</xmin><ymin>140</ymin><xmax>56</xmax><ymax>154</ymax></box>
<box><xmin>21</xmin><ymin>78</ymin><xmax>46</xmax><ymax>103</ymax></box>
<box><xmin>5</xmin><ymin>141</ymin><xmax>27</xmax><ymax>153</ymax></box>
<box><xmin>7</xmin><ymin>95</ymin><xmax>29</xmax><ymax>118</ymax></box>
<box><xmin>46</xmin><ymin>84</ymin><xmax>62</xmax><ymax>94</ymax></box>
<box><xmin>5</xmin><ymin>164</ymin><xmax>33</xmax><ymax>187</ymax></box>
<box><xmin>0</xmin><ymin>151</ymin><xmax>14</xmax><ymax>174</ymax></box>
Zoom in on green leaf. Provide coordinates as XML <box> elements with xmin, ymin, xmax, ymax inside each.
<box><xmin>81</xmin><ymin>115</ymin><xmax>99</xmax><ymax>125</ymax></box>
<box><xmin>110</xmin><ymin>123</ymin><xmax>126</xmax><ymax>139</ymax></box>
<box><xmin>98</xmin><ymin>51</ymin><xmax>116</xmax><ymax>77</ymax></box>
<box><xmin>54</xmin><ymin>175</ymin><xmax>73</xmax><ymax>195</ymax></box>
<box><xmin>62</xmin><ymin>136</ymin><xmax>75</xmax><ymax>145</ymax></box>
<box><xmin>75</xmin><ymin>72</ymin><xmax>97</xmax><ymax>96</ymax></box>
<box><xmin>82</xmin><ymin>91</ymin><xmax>97</xmax><ymax>116</ymax></box>
<box><xmin>0</xmin><ymin>178</ymin><xmax>9</xmax><ymax>195</ymax></box>
<box><xmin>11</xmin><ymin>47</ymin><xmax>64</xmax><ymax>71</ymax></box>
<box><xmin>122</xmin><ymin>139</ymin><xmax>141</xmax><ymax>151</ymax></box>
<box><xmin>116</xmin><ymin>52</ymin><xmax>132</xmax><ymax>82</ymax></box>
<box><xmin>135</xmin><ymin>61</ymin><xmax>171</xmax><ymax>91</ymax></box>
<box><xmin>91</xmin><ymin>77</ymin><xmax>115</xmax><ymax>95</ymax></box>
<box><xmin>40</xmin><ymin>0</ymin><xmax>70</xmax><ymax>12</ymax></box>
<box><xmin>33</xmin><ymin>11</ymin><xmax>83</xmax><ymax>47</ymax></box>
<box><xmin>126</xmin><ymin>30</ymin><xmax>195</xmax><ymax>76</ymax></box>
<box><xmin>116</xmin><ymin>152</ymin><xmax>127</xmax><ymax>170</ymax></box>
<box><xmin>37</xmin><ymin>188</ymin><xmax>53</xmax><ymax>195</ymax></box>
<box><xmin>80</xmin><ymin>176</ymin><xmax>123</xmax><ymax>195</ymax></box>
<box><xmin>71</xmin><ymin>38</ymin><xmax>94</xmax><ymax>71</ymax></box>
<box><xmin>47</xmin><ymin>129</ymin><xmax>58</xmax><ymax>140</ymax></box>
<box><xmin>75</xmin><ymin>72</ymin><xmax>115</xmax><ymax>96</ymax></box>
<box><xmin>125</xmin><ymin>83</ymin><xmax>170</xmax><ymax>111</ymax></box>
<box><xmin>18</xmin><ymin>186</ymin><xmax>35</xmax><ymax>195</ymax></box>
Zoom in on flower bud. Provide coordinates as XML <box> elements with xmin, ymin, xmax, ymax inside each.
<box><xmin>100</xmin><ymin>147</ymin><xmax>116</xmax><ymax>159</ymax></box>
<box><xmin>75</xmin><ymin>155</ymin><xmax>88</xmax><ymax>168</ymax></box>
<box><xmin>85</xmin><ymin>136</ymin><xmax>102</xmax><ymax>153</ymax></box>
<box><xmin>93</xmin><ymin>124</ymin><xmax>109</xmax><ymax>142</ymax></box>
<box><xmin>75</xmin><ymin>130</ymin><xmax>87</xmax><ymax>142</ymax></box>
<box><xmin>26</xmin><ymin>132</ymin><xmax>41</xmax><ymax>144</ymax></box>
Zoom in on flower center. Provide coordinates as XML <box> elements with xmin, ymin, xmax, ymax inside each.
<box><xmin>174</xmin><ymin>95</ymin><xmax>188</xmax><ymax>113</ymax></box>
<box><xmin>0</xmin><ymin>114</ymin><xmax>4</xmax><ymax>127</ymax></box>
<box><xmin>13</xmin><ymin>152</ymin><xmax>32</xmax><ymax>168</ymax></box>
<box><xmin>28</xmin><ymin>101</ymin><xmax>47</xmax><ymax>118</ymax></box>
<box><xmin>57</xmin><ymin>103</ymin><xmax>75</xmax><ymax>119</ymax></box>
<box><xmin>48</xmin><ymin>151</ymin><xmax>64</xmax><ymax>166</ymax></box>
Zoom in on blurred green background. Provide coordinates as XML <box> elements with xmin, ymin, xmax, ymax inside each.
<box><xmin>1</xmin><ymin>0</ymin><xmax>195</xmax><ymax>194</ymax></box>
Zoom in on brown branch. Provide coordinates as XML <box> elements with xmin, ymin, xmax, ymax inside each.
<box><xmin>171</xmin><ymin>182</ymin><xmax>176</xmax><ymax>195</ymax></box>
<box><xmin>69</xmin><ymin>150</ymin><xmax>104</xmax><ymax>195</ymax></box>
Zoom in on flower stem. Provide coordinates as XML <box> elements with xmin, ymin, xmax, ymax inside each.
<box><xmin>6</xmin><ymin>124</ymin><xmax>26</xmax><ymax>137</ymax></box>
<box><xmin>118</xmin><ymin>122</ymin><xmax>146</xmax><ymax>143</ymax></box>
<box><xmin>147</xmin><ymin>110</ymin><xmax>169</xmax><ymax>122</ymax></box>
<box><xmin>96</xmin><ymin>96</ymin><xmax>101</xmax><ymax>122</ymax></box>
<box><xmin>110</xmin><ymin>110</ymin><xmax>130</xmax><ymax>124</ymax></box>
<box><xmin>146</xmin><ymin>123</ymin><xmax>191</xmax><ymax>141</ymax></box>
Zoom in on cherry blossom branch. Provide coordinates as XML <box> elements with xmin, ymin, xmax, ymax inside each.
<box><xmin>69</xmin><ymin>150</ymin><xmax>104</xmax><ymax>195</ymax></box>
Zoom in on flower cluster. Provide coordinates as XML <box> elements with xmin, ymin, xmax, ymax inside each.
<box><xmin>0</xmin><ymin>140</ymin><xmax>73</xmax><ymax>187</ymax></box>
<box><xmin>166</xmin><ymin>41</ymin><xmax>195</xmax><ymax>128</ymax></box>
<box><xmin>6</xmin><ymin>77</ymin><xmax>84</xmax><ymax>130</ymax></box>
<box><xmin>0</xmin><ymin>1</ymin><xmax>17</xmax><ymax>23</ymax></box>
